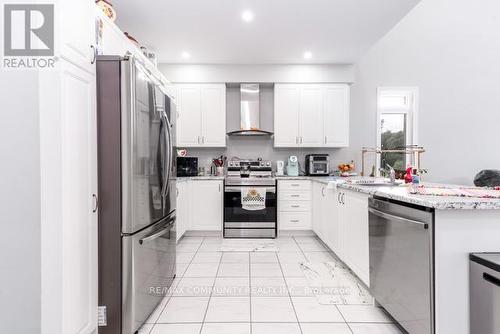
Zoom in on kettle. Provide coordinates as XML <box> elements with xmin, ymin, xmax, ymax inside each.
<box><xmin>286</xmin><ymin>156</ymin><xmax>299</xmax><ymax>176</ymax></box>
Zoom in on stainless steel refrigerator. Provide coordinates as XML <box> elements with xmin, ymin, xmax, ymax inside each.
<box><xmin>96</xmin><ymin>55</ymin><xmax>177</xmax><ymax>334</ymax></box>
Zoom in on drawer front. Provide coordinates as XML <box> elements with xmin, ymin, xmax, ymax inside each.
<box><xmin>279</xmin><ymin>191</ymin><xmax>312</xmax><ymax>201</ymax></box>
<box><xmin>279</xmin><ymin>212</ymin><xmax>312</xmax><ymax>230</ymax></box>
<box><xmin>279</xmin><ymin>200</ymin><xmax>312</xmax><ymax>212</ymax></box>
<box><xmin>278</xmin><ymin>180</ymin><xmax>312</xmax><ymax>191</ymax></box>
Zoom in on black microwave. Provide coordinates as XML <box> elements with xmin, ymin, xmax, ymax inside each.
<box><xmin>176</xmin><ymin>157</ymin><xmax>198</xmax><ymax>177</ymax></box>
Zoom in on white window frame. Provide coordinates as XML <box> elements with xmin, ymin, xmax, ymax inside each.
<box><xmin>376</xmin><ymin>87</ymin><xmax>419</xmax><ymax>172</ymax></box>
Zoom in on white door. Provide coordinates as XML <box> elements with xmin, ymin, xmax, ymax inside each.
<box><xmin>299</xmin><ymin>85</ymin><xmax>324</xmax><ymax>147</ymax></box>
<box><xmin>59</xmin><ymin>0</ymin><xmax>95</xmax><ymax>73</ymax></box>
<box><xmin>176</xmin><ymin>182</ymin><xmax>190</xmax><ymax>241</ymax></box>
<box><xmin>274</xmin><ymin>84</ymin><xmax>300</xmax><ymax>147</ymax></box>
<box><xmin>201</xmin><ymin>84</ymin><xmax>226</xmax><ymax>147</ymax></box>
<box><xmin>60</xmin><ymin>60</ymin><xmax>97</xmax><ymax>334</ymax></box>
<box><xmin>190</xmin><ymin>181</ymin><xmax>223</xmax><ymax>231</ymax></box>
<box><xmin>343</xmin><ymin>190</ymin><xmax>370</xmax><ymax>285</ymax></box>
<box><xmin>324</xmin><ymin>85</ymin><xmax>350</xmax><ymax>147</ymax></box>
<box><xmin>177</xmin><ymin>85</ymin><xmax>202</xmax><ymax>146</ymax></box>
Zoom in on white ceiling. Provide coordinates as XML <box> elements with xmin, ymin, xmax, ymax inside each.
<box><xmin>113</xmin><ymin>0</ymin><xmax>420</xmax><ymax>64</ymax></box>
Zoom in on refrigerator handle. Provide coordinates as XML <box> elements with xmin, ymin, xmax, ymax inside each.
<box><xmin>160</xmin><ymin>113</ymin><xmax>170</xmax><ymax>197</ymax></box>
<box><xmin>162</xmin><ymin>111</ymin><xmax>173</xmax><ymax>198</ymax></box>
<box><xmin>139</xmin><ymin>217</ymin><xmax>176</xmax><ymax>244</ymax></box>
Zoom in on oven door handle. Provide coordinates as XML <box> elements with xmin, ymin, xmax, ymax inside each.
<box><xmin>225</xmin><ymin>186</ymin><xmax>276</xmax><ymax>193</ymax></box>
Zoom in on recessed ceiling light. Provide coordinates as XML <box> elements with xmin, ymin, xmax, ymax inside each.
<box><xmin>181</xmin><ymin>51</ymin><xmax>191</xmax><ymax>59</ymax></box>
<box><xmin>241</xmin><ymin>10</ymin><xmax>254</xmax><ymax>22</ymax></box>
<box><xmin>303</xmin><ymin>51</ymin><xmax>313</xmax><ymax>60</ymax></box>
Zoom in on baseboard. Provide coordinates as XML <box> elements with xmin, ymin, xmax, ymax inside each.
<box><xmin>184</xmin><ymin>230</ymin><xmax>223</xmax><ymax>237</ymax></box>
<box><xmin>278</xmin><ymin>230</ymin><xmax>315</xmax><ymax>237</ymax></box>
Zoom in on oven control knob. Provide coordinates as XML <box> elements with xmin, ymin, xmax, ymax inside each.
<box><xmin>266</xmin><ymin>162</ymin><xmax>271</xmax><ymax>166</ymax></box>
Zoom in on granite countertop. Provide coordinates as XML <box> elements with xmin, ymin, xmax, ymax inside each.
<box><xmin>336</xmin><ymin>182</ymin><xmax>500</xmax><ymax>210</ymax></box>
<box><xmin>176</xmin><ymin>176</ymin><xmax>225</xmax><ymax>182</ymax></box>
<box><xmin>177</xmin><ymin>175</ymin><xmax>500</xmax><ymax>210</ymax></box>
<box><xmin>276</xmin><ymin>176</ymin><xmax>500</xmax><ymax>210</ymax></box>
<box><xmin>275</xmin><ymin>175</ymin><xmax>337</xmax><ymax>184</ymax></box>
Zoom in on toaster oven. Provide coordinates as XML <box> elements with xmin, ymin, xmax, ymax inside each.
<box><xmin>305</xmin><ymin>154</ymin><xmax>330</xmax><ymax>176</ymax></box>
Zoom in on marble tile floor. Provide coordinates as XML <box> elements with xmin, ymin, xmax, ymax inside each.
<box><xmin>139</xmin><ymin>235</ymin><xmax>402</xmax><ymax>334</ymax></box>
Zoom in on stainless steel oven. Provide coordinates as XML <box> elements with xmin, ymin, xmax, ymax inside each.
<box><xmin>224</xmin><ymin>178</ymin><xmax>277</xmax><ymax>238</ymax></box>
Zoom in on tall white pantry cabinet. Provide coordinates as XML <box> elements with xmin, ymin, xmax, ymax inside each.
<box><xmin>40</xmin><ymin>1</ymin><xmax>98</xmax><ymax>334</ymax></box>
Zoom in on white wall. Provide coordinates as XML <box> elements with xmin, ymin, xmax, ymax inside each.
<box><xmin>0</xmin><ymin>72</ymin><xmax>41</xmax><ymax>333</ymax></box>
<box><xmin>350</xmin><ymin>0</ymin><xmax>500</xmax><ymax>185</ymax></box>
<box><xmin>159</xmin><ymin>64</ymin><xmax>355</xmax><ymax>83</ymax></box>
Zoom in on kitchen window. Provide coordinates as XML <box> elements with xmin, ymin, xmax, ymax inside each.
<box><xmin>376</xmin><ymin>87</ymin><xmax>418</xmax><ymax>172</ymax></box>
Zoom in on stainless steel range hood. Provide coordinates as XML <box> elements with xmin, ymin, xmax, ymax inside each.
<box><xmin>227</xmin><ymin>83</ymin><xmax>273</xmax><ymax>136</ymax></box>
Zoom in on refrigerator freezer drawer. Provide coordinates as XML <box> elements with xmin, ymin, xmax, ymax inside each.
<box><xmin>122</xmin><ymin>215</ymin><xmax>176</xmax><ymax>334</ymax></box>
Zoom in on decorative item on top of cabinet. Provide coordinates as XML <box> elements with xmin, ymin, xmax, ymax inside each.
<box><xmin>274</xmin><ymin>84</ymin><xmax>350</xmax><ymax>148</ymax></box>
<box><xmin>96</xmin><ymin>0</ymin><xmax>116</xmax><ymax>21</ymax></box>
<box><xmin>176</xmin><ymin>84</ymin><xmax>226</xmax><ymax>147</ymax></box>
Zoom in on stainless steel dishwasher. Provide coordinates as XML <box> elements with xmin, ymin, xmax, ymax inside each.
<box><xmin>369</xmin><ymin>196</ymin><xmax>435</xmax><ymax>334</ymax></box>
<box><xmin>469</xmin><ymin>253</ymin><xmax>500</xmax><ymax>334</ymax></box>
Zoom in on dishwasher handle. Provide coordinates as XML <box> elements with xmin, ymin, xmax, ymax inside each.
<box><xmin>369</xmin><ymin>207</ymin><xmax>429</xmax><ymax>229</ymax></box>
<box><xmin>483</xmin><ymin>272</ymin><xmax>500</xmax><ymax>288</ymax></box>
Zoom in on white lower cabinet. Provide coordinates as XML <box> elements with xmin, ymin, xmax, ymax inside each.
<box><xmin>336</xmin><ymin>189</ymin><xmax>370</xmax><ymax>285</ymax></box>
<box><xmin>278</xmin><ymin>180</ymin><xmax>312</xmax><ymax>230</ymax></box>
<box><xmin>176</xmin><ymin>180</ymin><xmax>223</xmax><ymax>234</ymax></box>
<box><xmin>311</xmin><ymin>183</ymin><xmax>370</xmax><ymax>286</ymax></box>
<box><xmin>176</xmin><ymin>181</ymin><xmax>190</xmax><ymax>241</ymax></box>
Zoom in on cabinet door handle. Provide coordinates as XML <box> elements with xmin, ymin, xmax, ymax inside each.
<box><xmin>291</xmin><ymin>205</ymin><xmax>300</xmax><ymax>208</ymax></box>
<box><xmin>337</xmin><ymin>192</ymin><xmax>341</xmax><ymax>204</ymax></box>
<box><xmin>90</xmin><ymin>45</ymin><xmax>97</xmax><ymax>64</ymax></box>
<box><xmin>321</xmin><ymin>187</ymin><xmax>325</xmax><ymax>197</ymax></box>
<box><xmin>341</xmin><ymin>193</ymin><xmax>346</xmax><ymax>205</ymax></box>
<box><xmin>218</xmin><ymin>183</ymin><xmax>221</xmax><ymax>192</ymax></box>
<box><xmin>290</xmin><ymin>219</ymin><xmax>300</xmax><ymax>223</ymax></box>
<box><xmin>291</xmin><ymin>194</ymin><xmax>300</xmax><ymax>198</ymax></box>
<box><xmin>92</xmin><ymin>194</ymin><xmax>98</xmax><ymax>213</ymax></box>
<box><xmin>324</xmin><ymin>136</ymin><xmax>327</xmax><ymax>144</ymax></box>
<box><xmin>295</xmin><ymin>136</ymin><xmax>298</xmax><ymax>144</ymax></box>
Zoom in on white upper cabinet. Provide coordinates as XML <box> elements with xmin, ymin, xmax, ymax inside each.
<box><xmin>274</xmin><ymin>84</ymin><xmax>350</xmax><ymax>147</ymax></box>
<box><xmin>177</xmin><ymin>85</ymin><xmax>202</xmax><ymax>146</ymax></box>
<box><xmin>300</xmin><ymin>86</ymin><xmax>324</xmax><ymax>146</ymax></box>
<box><xmin>274</xmin><ymin>84</ymin><xmax>300</xmax><ymax>147</ymax></box>
<box><xmin>324</xmin><ymin>85</ymin><xmax>350</xmax><ymax>147</ymax></box>
<box><xmin>201</xmin><ymin>85</ymin><xmax>226</xmax><ymax>146</ymax></box>
<box><xmin>176</xmin><ymin>84</ymin><xmax>226</xmax><ymax>147</ymax></box>
<box><xmin>59</xmin><ymin>0</ymin><xmax>96</xmax><ymax>74</ymax></box>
